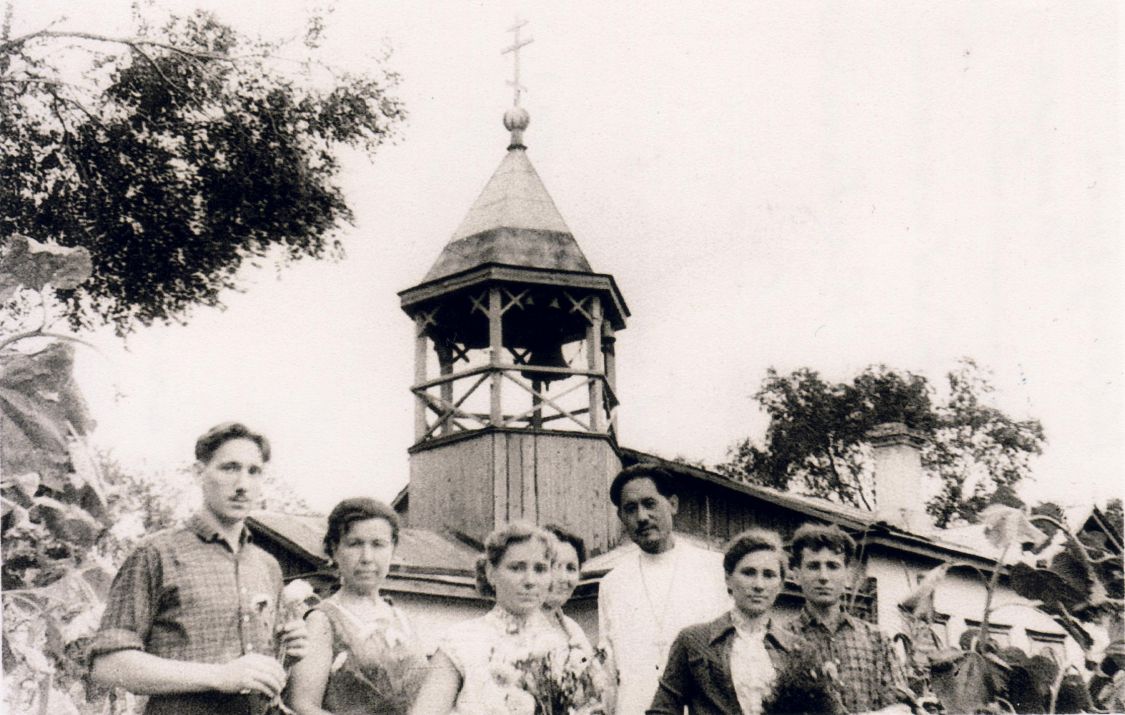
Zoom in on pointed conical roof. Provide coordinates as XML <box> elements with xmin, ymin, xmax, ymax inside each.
<box><xmin>422</xmin><ymin>112</ymin><xmax>593</xmax><ymax>283</ymax></box>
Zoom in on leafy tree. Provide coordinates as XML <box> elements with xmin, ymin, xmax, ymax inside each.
<box><xmin>926</xmin><ymin>361</ymin><xmax>1047</xmax><ymax>526</ymax></box>
<box><xmin>1</xmin><ymin>6</ymin><xmax>404</xmax><ymax>335</ymax></box>
<box><xmin>719</xmin><ymin>360</ymin><xmax>1045</xmax><ymax>526</ymax></box>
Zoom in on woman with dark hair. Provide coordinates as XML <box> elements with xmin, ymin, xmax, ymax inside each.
<box><xmin>287</xmin><ymin>498</ymin><xmax>426</xmax><ymax>715</ymax></box>
<box><xmin>542</xmin><ymin>524</ymin><xmax>586</xmax><ymax>618</ymax></box>
<box><xmin>648</xmin><ymin>529</ymin><xmax>801</xmax><ymax>715</ymax></box>
<box><xmin>410</xmin><ymin>522</ymin><xmax>606</xmax><ymax>715</ymax></box>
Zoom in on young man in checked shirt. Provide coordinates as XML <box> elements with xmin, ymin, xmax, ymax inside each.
<box><xmin>89</xmin><ymin>422</ymin><xmax>308</xmax><ymax>715</ymax></box>
<box><xmin>784</xmin><ymin>524</ymin><xmax>915</xmax><ymax>715</ymax></box>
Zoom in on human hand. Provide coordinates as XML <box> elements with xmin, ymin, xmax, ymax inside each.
<box><xmin>213</xmin><ymin>653</ymin><xmax>287</xmax><ymax>698</ymax></box>
<box><xmin>278</xmin><ymin>617</ymin><xmax>309</xmax><ymax>661</ymax></box>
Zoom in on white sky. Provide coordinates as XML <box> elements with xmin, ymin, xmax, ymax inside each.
<box><xmin>15</xmin><ymin>1</ymin><xmax>1121</xmax><ymax>513</ymax></box>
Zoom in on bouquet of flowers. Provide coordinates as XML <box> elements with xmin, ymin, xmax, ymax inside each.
<box><xmin>325</xmin><ymin>605</ymin><xmax>427</xmax><ymax>714</ymax></box>
<box><xmin>490</xmin><ymin>640</ymin><xmax>610</xmax><ymax>715</ymax></box>
<box><xmin>762</xmin><ymin>648</ymin><xmax>846</xmax><ymax>715</ymax></box>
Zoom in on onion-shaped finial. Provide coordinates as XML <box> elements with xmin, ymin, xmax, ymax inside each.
<box><xmin>503</xmin><ymin>106</ymin><xmax>530</xmax><ymax>149</ymax></box>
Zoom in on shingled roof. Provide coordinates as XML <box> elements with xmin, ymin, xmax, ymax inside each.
<box><xmin>248</xmin><ymin>511</ymin><xmax>483</xmax><ymax>600</ymax></box>
<box><xmin>421</xmin><ymin>122</ymin><xmax>593</xmax><ymax>283</ymax></box>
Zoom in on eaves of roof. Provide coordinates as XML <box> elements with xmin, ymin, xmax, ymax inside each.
<box><xmin>618</xmin><ymin>447</ymin><xmax>1001</xmax><ymax>567</ymax></box>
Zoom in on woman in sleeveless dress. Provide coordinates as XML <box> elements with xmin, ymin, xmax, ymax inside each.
<box><xmin>288</xmin><ymin>498</ymin><xmax>427</xmax><ymax>715</ymax></box>
<box><xmin>409</xmin><ymin>522</ymin><xmax>607</xmax><ymax>715</ymax></box>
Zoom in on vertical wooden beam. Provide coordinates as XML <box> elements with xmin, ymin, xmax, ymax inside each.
<box><xmin>531</xmin><ymin>379</ymin><xmax>543</xmax><ymax>430</ymax></box>
<box><xmin>492</xmin><ymin>433</ymin><xmax>507</xmax><ymax>525</ymax></box>
<box><xmin>587</xmin><ymin>296</ymin><xmax>604</xmax><ymax>432</ymax></box>
<box><xmin>435</xmin><ymin>342</ymin><xmax>454</xmax><ymax>437</ymax></box>
<box><xmin>413</xmin><ymin>316</ymin><xmax>428</xmax><ymax>442</ymax></box>
<box><xmin>603</xmin><ymin>322</ymin><xmax>617</xmax><ymax>433</ymax></box>
<box><xmin>489</xmin><ymin>286</ymin><xmax>503</xmax><ymax>426</ymax></box>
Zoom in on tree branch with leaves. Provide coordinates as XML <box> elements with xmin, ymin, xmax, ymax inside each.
<box><xmin>718</xmin><ymin>360</ymin><xmax>1045</xmax><ymax>526</ymax></box>
<box><xmin>2</xmin><ymin>5</ymin><xmax>405</xmax><ymax>335</ymax></box>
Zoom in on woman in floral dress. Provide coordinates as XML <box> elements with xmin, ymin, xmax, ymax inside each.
<box><xmin>288</xmin><ymin>498</ymin><xmax>427</xmax><ymax>715</ymax></box>
<box><xmin>410</xmin><ymin>522</ymin><xmax>607</xmax><ymax>715</ymax></box>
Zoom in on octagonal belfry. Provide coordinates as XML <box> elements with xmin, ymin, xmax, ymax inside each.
<box><xmin>398</xmin><ymin>107</ymin><xmax>628</xmax><ymax>554</ymax></box>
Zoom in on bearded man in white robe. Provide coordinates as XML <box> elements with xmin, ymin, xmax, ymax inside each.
<box><xmin>598</xmin><ymin>465</ymin><xmax>729</xmax><ymax>715</ymax></box>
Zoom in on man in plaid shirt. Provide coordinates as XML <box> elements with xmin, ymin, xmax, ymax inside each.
<box><xmin>784</xmin><ymin>523</ymin><xmax>913</xmax><ymax>715</ymax></box>
<box><xmin>89</xmin><ymin>423</ymin><xmax>307</xmax><ymax>715</ymax></box>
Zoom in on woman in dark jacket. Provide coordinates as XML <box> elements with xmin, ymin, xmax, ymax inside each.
<box><xmin>647</xmin><ymin>529</ymin><xmax>799</xmax><ymax>715</ymax></box>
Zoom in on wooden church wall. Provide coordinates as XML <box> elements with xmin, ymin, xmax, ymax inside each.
<box><xmin>673</xmin><ymin>480</ymin><xmax>809</xmax><ymax>545</ymax></box>
<box><xmin>409</xmin><ymin>436</ymin><xmax>495</xmax><ymax>541</ymax></box>
<box><xmin>509</xmin><ymin>431</ymin><xmax>621</xmax><ymax>556</ymax></box>
<box><xmin>406</xmin><ymin>430</ymin><xmax>621</xmax><ymax>553</ymax></box>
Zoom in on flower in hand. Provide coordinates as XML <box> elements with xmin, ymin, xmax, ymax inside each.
<box><xmin>763</xmin><ymin>649</ymin><xmax>846</xmax><ymax>715</ymax></box>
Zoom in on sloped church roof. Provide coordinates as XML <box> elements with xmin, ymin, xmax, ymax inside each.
<box><xmin>422</xmin><ymin>109</ymin><xmax>594</xmax><ymax>283</ymax></box>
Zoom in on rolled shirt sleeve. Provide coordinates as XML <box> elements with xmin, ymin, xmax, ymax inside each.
<box><xmin>89</xmin><ymin>542</ymin><xmax>160</xmax><ymax>661</ymax></box>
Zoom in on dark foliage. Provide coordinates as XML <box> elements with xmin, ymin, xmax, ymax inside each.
<box><xmin>719</xmin><ymin>359</ymin><xmax>1045</xmax><ymax>525</ymax></box>
<box><xmin>2</xmin><ymin>10</ymin><xmax>404</xmax><ymax>334</ymax></box>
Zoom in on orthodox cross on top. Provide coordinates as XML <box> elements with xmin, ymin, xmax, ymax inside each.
<box><xmin>502</xmin><ymin>16</ymin><xmax>533</xmax><ymax>107</ymax></box>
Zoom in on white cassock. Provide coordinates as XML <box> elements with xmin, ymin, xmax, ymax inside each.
<box><xmin>598</xmin><ymin>538</ymin><xmax>729</xmax><ymax>715</ymax></box>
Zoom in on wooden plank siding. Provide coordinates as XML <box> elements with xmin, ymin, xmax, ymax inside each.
<box><xmin>409</xmin><ymin>436</ymin><xmax>496</xmax><ymax>543</ymax></box>
<box><xmin>407</xmin><ymin>429</ymin><xmax>621</xmax><ymax>555</ymax></box>
<box><xmin>673</xmin><ymin>480</ymin><xmax>809</xmax><ymax>546</ymax></box>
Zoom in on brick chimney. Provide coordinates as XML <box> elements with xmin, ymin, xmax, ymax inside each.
<box><xmin>867</xmin><ymin>422</ymin><xmax>929</xmax><ymax>531</ymax></box>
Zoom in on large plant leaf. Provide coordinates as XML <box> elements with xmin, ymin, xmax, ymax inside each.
<box><xmin>30</xmin><ymin>496</ymin><xmax>104</xmax><ymax>548</ymax></box>
<box><xmin>0</xmin><ymin>342</ymin><xmax>93</xmax><ymax>492</ymax></box>
<box><xmin>1055</xmin><ymin>673</ymin><xmax>1094</xmax><ymax>713</ymax></box>
<box><xmin>1008</xmin><ymin>562</ymin><xmax>1085</xmax><ymax>611</ymax></box>
<box><xmin>980</xmin><ymin>504</ymin><xmax>1048</xmax><ymax>552</ymax></box>
<box><xmin>0</xmin><ymin>235</ymin><xmax>93</xmax><ymax>301</ymax></box>
<box><xmin>1028</xmin><ymin>502</ymin><xmax>1066</xmax><ymax>554</ymax></box>
<box><xmin>898</xmin><ymin>563</ymin><xmax>951</xmax><ymax>620</ymax></box>
<box><xmin>1005</xmin><ymin>653</ymin><xmax>1057</xmax><ymax>714</ymax></box>
<box><xmin>1</xmin><ymin>473</ymin><xmax>41</xmax><ymax>499</ymax></box>
<box><xmin>931</xmin><ymin>651</ymin><xmax>998</xmax><ymax>714</ymax></box>
<box><xmin>1050</xmin><ymin>537</ymin><xmax>1111</xmax><ymax>619</ymax></box>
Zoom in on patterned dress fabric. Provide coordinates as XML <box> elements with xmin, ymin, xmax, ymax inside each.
<box><xmin>313</xmin><ymin>597</ymin><xmax>428</xmax><ymax>715</ymax></box>
<box><xmin>439</xmin><ymin>606</ymin><xmax>607</xmax><ymax>715</ymax></box>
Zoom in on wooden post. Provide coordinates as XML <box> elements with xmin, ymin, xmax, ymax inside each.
<box><xmin>602</xmin><ymin>322</ymin><xmax>617</xmax><ymax>433</ymax></box>
<box><xmin>531</xmin><ymin>378</ymin><xmax>543</xmax><ymax>430</ymax></box>
<box><xmin>413</xmin><ymin>317</ymin><xmax>428</xmax><ymax>442</ymax></box>
<box><xmin>587</xmin><ymin>296</ymin><xmax>604</xmax><ymax>432</ymax></box>
<box><xmin>435</xmin><ymin>342</ymin><xmax>455</xmax><ymax>437</ymax></box>
<box><xmin>489</xmin><ymin>287</ymin><xmax>503</xmax><ymax>427</ymax></box>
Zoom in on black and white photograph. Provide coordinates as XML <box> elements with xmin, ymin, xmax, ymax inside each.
<box><xmin>1</xmin><ymin>2</ymin><xmax>1121</xmax><ymax>714</ymax></box>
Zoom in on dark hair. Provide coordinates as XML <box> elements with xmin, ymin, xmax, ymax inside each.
<box><xmin>474</xmin><ymin>522</ymin><xmax>555</xmax><ymax>598</ymax></box>
<box><xmin>789</xmin><ymin>523</ymin><xmax>856</xmax><ymax>568</ymax></box>
<box><xmin>323</xmin><ymin>497</ymin><xmax>400</xmax><ymax>557</ymax></box>
<box><xmin>543</xmin><ymin>524</ymin><xmax>586</xmax><ymax>566</ymax></box>
<box><xmin>609</xmin><ymin>464</ymin><xmax>677</xmax><ymax>507</ymax></box>
<box><xmin>723</xmin><ymin>528</ymin><xmax>787</xmax><ymax>577</ymax></box>
<box><xmin>195</xmin><ymin>422</ymin><xmax>271</xmax><ymax>464</ymax></box>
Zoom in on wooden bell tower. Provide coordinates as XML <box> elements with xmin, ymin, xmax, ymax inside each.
<box><xmin>399</xmin><ymin>93</ymin><xmax>628</xmax><ymax>556</ymax></box>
